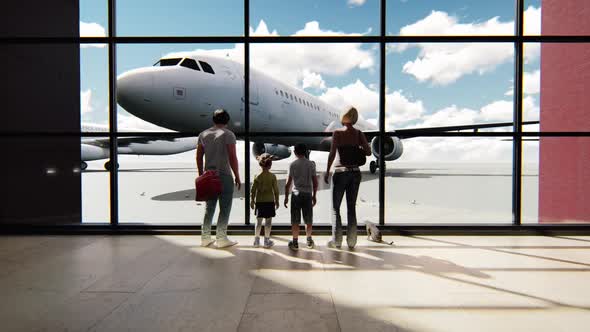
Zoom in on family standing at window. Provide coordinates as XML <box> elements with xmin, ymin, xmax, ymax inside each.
<box><xmin>196</xmin><ymin>107</ymin><xmax>371</xmax><ymax>249</ymax></box>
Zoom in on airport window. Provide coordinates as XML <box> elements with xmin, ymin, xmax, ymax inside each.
<box><xmin>154</xmin><ymin>58</ymin><xmax>182</xmax><ymax>66</ymax></box>
<box><xmin>9</xmin><ymin>1</ymin><xmax>589</xmax><ymax>229</ymax></box>
<box><xmin>198</xmin><ymin>61</ymin><xmax>215</xmax><ymax>74</ymax></box>
<box><xmin>180</xmin><ymin>58</ymin><xmax>201</xmax><ymax>71</ymax></box>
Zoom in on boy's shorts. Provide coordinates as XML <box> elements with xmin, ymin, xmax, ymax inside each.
<box><xmin>290</xmin><ymin>192</ymin><xmax>313</xmax><ymax>225</ymax></box>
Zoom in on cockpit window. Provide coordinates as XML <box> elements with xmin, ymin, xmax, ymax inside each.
<box><xmin>154</xmin><ymin>58</ymin><xmax>182</xmax><ymax>66</ymax></box>
<box><xmin>180</xmin><ymin>58</ymin><xmax>201</xmax><ymax>71</ymax></box>
<box><xmin>199</xmin><ymin>61</ymin><xmax>215</xmax><ymax>74</ymax></box>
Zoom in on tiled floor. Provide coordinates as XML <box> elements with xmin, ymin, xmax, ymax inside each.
<box><xmin>1</xmin><ymin>235</ymin><xmax>589</xmax><ymax>331</ymax></box>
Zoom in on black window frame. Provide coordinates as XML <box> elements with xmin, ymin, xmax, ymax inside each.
<box><xmin>3</xmin><ymin>0</ymin><xmax>590</xmax><ymax>234</ymax></box>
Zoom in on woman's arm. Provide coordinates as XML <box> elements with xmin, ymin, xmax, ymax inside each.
<box><xmin>359</xmin><ymin>131</ymin><xmax>371</xmax><ymax>156</ymax></box>
<box><xmin>324</xmin><ymin>132</ymin><xmax>338</xmax><ymax>184</ymax></box>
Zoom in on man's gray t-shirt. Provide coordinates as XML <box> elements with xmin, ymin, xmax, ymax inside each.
<box><xmin>197</xmin><ymin>127</ymin><xmax>236</xmax><ymax>176</ymax></box>
<box><xmin>289</xmin><ymin>158</ymin><xmax>317</xmax><ymax>194</ymax></box>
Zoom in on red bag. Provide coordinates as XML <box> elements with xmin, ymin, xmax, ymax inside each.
<box><xmin>195</xmin><ymin>170</ymin><xmax>222</xmax><ymax>201</ymax></box>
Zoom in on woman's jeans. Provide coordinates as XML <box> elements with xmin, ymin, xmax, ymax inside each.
<box><xmin>202</xmin><ymin>174</ymin><xmax>234</xmax><ymax>239</ymax></box>
<box><xmin>331</xmin><ymin>171</ymin><xmax>361</xmax><ymax>247</ymax></box>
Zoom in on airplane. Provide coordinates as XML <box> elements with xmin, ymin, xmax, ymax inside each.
<box><xmin>116</xmin><ymin>54</ymin><xmax>538</xmax><ymax>174</ymax></box>
<box><xmin>80</xmin><ymin>123</ymin><xmax>196</xmax><ymax>170</ymax></box>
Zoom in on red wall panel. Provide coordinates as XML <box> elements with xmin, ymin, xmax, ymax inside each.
<box><xmin>539</xmin><ymin>0</ymin><xmax>590</xmax><ymax>223</ymax></box>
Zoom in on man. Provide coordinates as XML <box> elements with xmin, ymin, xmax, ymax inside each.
<box><xmin>197</xmin><ymin>109</ymin><xmax>241</xmax><ymax>248</ymax></box>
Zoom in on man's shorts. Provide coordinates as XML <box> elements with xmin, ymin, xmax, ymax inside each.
<box><xmin>290</xmin><ymin>192</ymin><xmax>313</xmax><ymax>225</ymax></box>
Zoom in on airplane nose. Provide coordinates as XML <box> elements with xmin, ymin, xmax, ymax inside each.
<box><xmin>116</xmin><ymin>68</ymin><xmax>154</xmax><ymax>115</ymax></box>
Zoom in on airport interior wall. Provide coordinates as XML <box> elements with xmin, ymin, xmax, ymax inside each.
<box><xmin>0</xmin><ymin>2</ymin><xmax>81</xmax><ymax>223</ymax></box>
<box><xmin>539</xmin><ymin>0</ymin><xmax>590</xmax><ymax>223</ymax></box>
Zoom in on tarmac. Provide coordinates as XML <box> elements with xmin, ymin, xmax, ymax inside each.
<box><xmin>82</xmin><ymin>155</ymin><xmax>540</xmax><ymax>225</ymax></box>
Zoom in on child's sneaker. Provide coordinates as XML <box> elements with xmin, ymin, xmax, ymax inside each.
<box><xmin>306</xmin><ymin>237</ymin><xmax>315</xmax><ymax>249</ymax></box>
<box><xmin>263</xmin><ymin>238</ymin><xmax>274</xmax><ymax>248</ymax></box>
<box><xmin>253</xmin><ymin>237</ymin><xmax>260</xmax><ymax>248</ymax></box>
<box><xmin>288</xmin><ymin>240</ymin><xmax>299</xmax><ymax>251</ymax></box>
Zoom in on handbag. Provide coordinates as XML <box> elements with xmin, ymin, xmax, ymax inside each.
<box><xmin>195</xmin><ymin>170</ymin><xmax>222</xmax><ymax>201</ymax></box>
<box><xmin>337</xmin><ymin>130</ymin><xmax>367</xmax><ymax>167</ymax></box>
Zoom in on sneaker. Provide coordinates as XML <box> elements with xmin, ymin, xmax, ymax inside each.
<box><xmin>253</xmin><ymin>237</ymin><xmax>260</xmax><ymax>248</ymax></box>
<box><xmin>263</xmin><ymin>238</ymin><xmax>274</xmax><ymax>248</ymax></box>
<box><xmin>288</xmin><ymin>240</ymin><xmax>299</xmax><ymax>251</ymax></box>
<box><xmin>347</xmin><ymin>244</ymin><xmax>355</xmax><ymax>250</ymax></box>
<box><xmin>216</xmin><ymin>238</ymin><xmax>238</xmax><ymax>248</ymax></box>
<box><xmin>306</xmin><ymin>238</ymin><xmax>315</xmax><ymax>249</ymax></box>
<box><xmin>326</xmin><ymin>240</ymin><xmax>341</xmax><ymax>249</ymax></box>
<box><xmin>201</xmin><ymin>237</ymin><xmax>215</xmax><ymax>247</ymax></box>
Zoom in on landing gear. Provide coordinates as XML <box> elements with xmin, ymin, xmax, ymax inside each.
<box><xmin>81</xmin><ymin>162</ymin><xmax>88</xmax><ymax>171</ymax></box>
<box><xmin>369</xmin><ymin>160</ymin><xmax>385</xmax><ymax>174</ymax></box>
<box><xmin>104</xmin><ymin>160</ymin><xmax>119</xmax><ymax>171</ymax></box>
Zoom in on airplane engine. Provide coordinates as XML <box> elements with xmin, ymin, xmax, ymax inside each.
<box><xmin>253</xmin><ymin>143</ymin><xmax>291</xmax><ymax>161</ymax></box>
<box><xmin>371</xmin><ymin>136</ymin><xmax>403</xmax><ymax>161</ymax></box>
<box><xmin>81</xmin><ymin>143</ymin><xmax>109</xmax><ymax>161</ymax></box>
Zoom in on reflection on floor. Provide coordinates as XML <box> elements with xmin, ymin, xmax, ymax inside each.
<box><xmin>1</xmin><ymin>235</ymin><xmax>589</xmax><ymax>331</ymax></box>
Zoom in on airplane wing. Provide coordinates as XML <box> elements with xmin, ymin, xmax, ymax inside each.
<box><xmin>362</xmin><ymin>121</ymin><xmax>539</xmax><ymax>139</ymax></box>
<box><xmin>81</xmin><ymin>136</ymin><xmax>197</xmax><ymax>161</ymax></box>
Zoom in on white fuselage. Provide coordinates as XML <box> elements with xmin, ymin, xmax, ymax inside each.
<box><xmin>116</xmin><ymin>55</ymin><xmax>376</xmax><ymax>151</ymax></box>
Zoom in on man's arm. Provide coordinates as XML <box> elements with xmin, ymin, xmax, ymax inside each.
<box><xmin>196</xmin><ymin>144</ymin><xmax>204</xmax><ymax>176</ymax></box>
<box><xmin>226</xmin><ymin>143</ymin><xmax>241</xmax><ymax>191</ymax></box>
<box><xmin>284</xmin><ymin>175</ymin><xmax>293</xmax><ymax>208</ymax></box>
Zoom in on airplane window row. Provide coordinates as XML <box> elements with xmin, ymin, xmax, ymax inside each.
<box><xmin>275</xmin><ymin>88</ymin><xmax>324</xmax><ymax>112</ymax></box>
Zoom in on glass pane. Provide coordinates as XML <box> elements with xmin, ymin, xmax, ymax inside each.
<box><xmin>81</xmin><ymin>136</ymin><xmax>111</xmax><ymax>223</ymax></box>
<box><xmin>0</xmin><ymin>137</ymin><xmax>83</xmax><ymax>224</ymax></box>
<box><xmin>117</xmin><ymin>0</ymin><xmax>244</xmax><ymax>36</ymax></box>
<box><xmin>117</xmin><ymin>135</ymin><xmax>246</xmax><ymax>224</ymax></box>
<box><xmin>249</xmin><ymin>43</ymin><xmax>380</xmax><ymax>133</ymax></box>
<box><xmin>80</xmin><ymin>0</ymin><xmax>108</xmax><ymax>37</ymax></box>
<box><xmin>384</xmin><ymin>137</ymin><xmax>514</xmax><ymax>224</ymax></box>
<box><xmin>388</xmin><ymin>0</ymin><xmax>515</xmax><ymax>36</ymax></box>
<box><xmin>386</xmin><ymin>43</ymin><xmax>515</xmax><ymax>131</ymax></box>
<box><xmin>523</xmin><ymin>43</ymin><xmax>541</xmax><ymax>132</ymax></box>
<box><xmin>525</xmin><ymin>0</ymin><xmax>590</xmax><ymax>35</ymax></box>
<box><xmin>81</xmin><ymin>45</ymin><xmax>109</xmax><ymax>128</ymax></box>
<box><xmin>523</xmin><ymin>137</ymin><xmax>590</xmax><ymax>224</ymax></box>
<box><xmin>251</xmin><ymin>0</ymin><xmax>378</xmax><ymax>36</ymax></box>
<box><xmin>536</xmin><ymin>43</ymin><xmax>590</xmax><ymax>132</ymax></box>
<box><xmin>117</xmin><ymin>43</ymin><xmax>244</xmax><ymax>133</ymax></box>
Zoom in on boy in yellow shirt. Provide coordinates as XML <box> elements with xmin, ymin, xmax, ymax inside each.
<box><xmin>250</xmin><ymin>153</ymin><xmax>279</xmax><ymax>248</ymax></box>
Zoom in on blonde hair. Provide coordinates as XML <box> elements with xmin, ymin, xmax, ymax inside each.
<box><xmin>340</xmin><ymin>107</ymin><xmax>358</xmax><ymax>125</ymax></box>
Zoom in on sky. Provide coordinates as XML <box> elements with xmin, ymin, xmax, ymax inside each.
<box><xmin>79</xmin><ymin>0</ymin><xmax>543</xmax><ymax>163</ymax></box>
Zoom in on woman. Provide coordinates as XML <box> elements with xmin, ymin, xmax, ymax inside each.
<box><xmin>196</xmin><ymin>109</ymin><xmax>241</xmax><ymax>248</ymax></box>
<box><xmin>324</xmin><ymin>107</ymin><xmax>371</xmax><ymax>249</ymax></box>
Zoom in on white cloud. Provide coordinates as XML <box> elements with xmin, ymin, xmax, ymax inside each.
<box><xmin>318</xmin><ymin>80</ymin><xmax>425</xmax><ymax>130</ymax></box>
<box><xmin>347</xmin><ymin>0</ymin><xmax>367</xmax><ymax>7</ymax></box>
<box><xmin>80</xmin><ymin>22</ymin><xmax>107</xmax><ymax>48</ymax></box>
<box><xmin>505</xmin><ymin>69</ymin><xmax>541</xmax><ymax>96</ymax></box>
<box><xmin>391</xmin><ymin>7</ymin><xmax>541</xmax><ymax>85</ymax></box>
<box><xmin>165</xmin><ymin>20</ymin><xmax>376</xmax><ymax>89</ymax></box>
<box><xmin>408</xmin><ymin>96</ymin><xmax>539</xmax><ymax>131</ymax></box>
<box><xmin>81</xmin><ymin>89</ymin><xmax>94</xmax><ymax>114</ymax></box>
<box><xmin>301</xmin><ymin>69</ymin><xmax>327</xmax><ymax>90</ymax></box>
